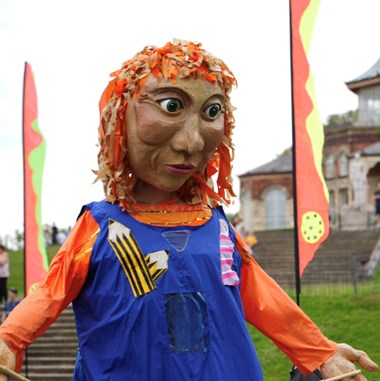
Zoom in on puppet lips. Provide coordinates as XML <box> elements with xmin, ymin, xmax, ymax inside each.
<box><xmin>166</xmin><ymin>163</ymin><xmax>196</xmax><ymax>175</ymax></box>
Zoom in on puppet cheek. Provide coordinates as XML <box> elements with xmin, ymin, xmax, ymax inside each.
<box><xmin>131</xmin><ymin>103</ymin><xmax>177</xmax><ymax>145</ymax></box>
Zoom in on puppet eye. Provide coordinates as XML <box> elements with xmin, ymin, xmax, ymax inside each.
<box><xmin>204</xmin><ymin>103</ymin><xmax>223</xmax><ymax>119</ymax></box>
<box><xmin>158</xmin><ymin>98</ymin><xmax>183</xmax><ymax>113</ymax></box>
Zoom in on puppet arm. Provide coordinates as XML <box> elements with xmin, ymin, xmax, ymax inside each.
<box><xmin>233</xmin><ymin>230</ymin><xmax>336</xmax><ymax>375</ymax></box>
<box><xmin>240</xmin><ymin>257</ymin><xmax>336</xmax><ymax>375</ymax></box>
<box><xmin>0</xmin><ymin>210</ymin><xmax>99</xmax><ymax>372</ymax></box>
<box><xmin>236</xmin><ymin>231</ymin><xmax>379</xmax><ymax>378</ymax></box>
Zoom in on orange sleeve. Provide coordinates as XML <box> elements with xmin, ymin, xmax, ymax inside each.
<box><xmin>240</xmin><ymin>257</ymin><xmax>337</xmax><ymax>375</ymax></box>
<box><xmin>0</xmin><ymin>209</ymin><xmax>99</xmax><ymax>372</ymax></box>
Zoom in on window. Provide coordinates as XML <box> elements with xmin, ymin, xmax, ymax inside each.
<box><xmin>358</xmin><ymin>85</ymin><xmax>380</xmax><ymax>126</ymax></box>
<box><xmin>265</xmin><ymin>187</ymin><xmax>287</xmax><ymax>229</ymax></box>
<box><xmin>339</xmin><ymin>188</ymin><xmax>349</xmax><ymax>206</ymax></box>
<box><xmin>338</xmin><ymin>152</ymin><xmax>348</xmax><ymax>177</ymax></box>
<box><xmin>325</xmin><ymin>154</ymin><xmax>335</xmax><ymax>179</ymax></box>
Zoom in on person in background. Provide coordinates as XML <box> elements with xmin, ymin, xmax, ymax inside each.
<box><xmin>0</xmin><ymin>245</ymin><xmax>9</xmax><ymax>307</ymax></box>
<box><xmin>5</xmin><ymin>289</ymin><xmax>20</xmax><ymax>315</ymax></box>
<box><xmin>57</xmin><ymin>230</ymin><xmax>67</xmax><ymax>245</ymax></box>
<box><xmin>1</xmin><ymin>288</ymin><xmax>20</xmax><ymax>323</ymax></box>
<box><xmin>232</xmin><ymin>215</ymin><xmax>246</xmax><ymax>236</ymax></box>
<box><xmin>51</xmin><ymin>223</ymin><xmax>59</xmax><ymax>245</ymax></box>
<box><xmin>43</xmin><ymin>224</ymin><xmax>52</xmax><ymax>246</ymax></box>
<box><xmin>374</xmin><ymin>182</ymin><xmax>380</xmax><ymax>230</ymax></box>
<box><xmin>232</xmin><ymin>217</ymin><xmax>258</xmax><ymax>257</ymax></box>
<box><xmin>0</xmin><ymin>40</ymin><xmax>377</xmax><ymax>381</ymax></box>
<box><xmin>245</xmin><ymin>231</ymin><xmax>259</xmax><ymax>257</ymax></box>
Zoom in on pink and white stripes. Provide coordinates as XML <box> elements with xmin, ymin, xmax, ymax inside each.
<box><xmin>219</xmin><ymin>219</ymin><xmax>240</xmax><ymax>286</ymax></box>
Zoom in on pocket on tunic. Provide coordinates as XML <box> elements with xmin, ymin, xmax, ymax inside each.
<box><xmin>164</xmin><ymin>292</ymin><xmax>210</xmax><ymax>353</ymax></box>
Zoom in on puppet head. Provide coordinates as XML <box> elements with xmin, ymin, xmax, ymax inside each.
<box><xmin>95</xmin><ymin>39</ymin><xmax>237</xmax><ymax>208</ymax></box>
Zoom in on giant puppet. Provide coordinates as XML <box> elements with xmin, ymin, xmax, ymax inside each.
<box><xmin>0</xmin><ymin>40</ymin><xmax>377</xmax><ymax>381</ymax></box>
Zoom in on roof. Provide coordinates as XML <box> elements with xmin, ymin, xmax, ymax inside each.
<box><xmin>357</xmin><ymin>141</ymin><xmax>380</xmax><ymax>156</ymax></box>
<box><xmin>239</xmin><ymin>141</ymin><xmax>380</xmax><ymax>178</ymax></box>
<box><xmin>238</xmin><ymin>154</ymin><xmax>292</xmax><ymax>177</ymax></box>
<box><xmin>346</xmin><ymin>57</ymin><xmax>380</xmax><ymax>92</ymax></box>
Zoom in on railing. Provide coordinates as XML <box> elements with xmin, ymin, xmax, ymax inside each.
<box><xmin>269</xmin><ymin>258</ymin><xmax>379</xmax><ymax>297</ymax></box>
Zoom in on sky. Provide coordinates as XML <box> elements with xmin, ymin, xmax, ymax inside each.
<box><xmin>1</xmin><ymin>0</ymin><xmax>380</xmax><ymax>241</ymax></box>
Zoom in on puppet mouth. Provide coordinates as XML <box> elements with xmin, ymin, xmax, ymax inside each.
<box><xmin>166</xmin><ymin>163</ymin><xmax>196</xmax><ymax>175</ymax></box>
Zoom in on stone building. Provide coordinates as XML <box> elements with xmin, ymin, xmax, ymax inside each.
<box><xmin>239</xmin><ymin>57</ymin><xmax>380</xmax><ymax>233</ymax></box>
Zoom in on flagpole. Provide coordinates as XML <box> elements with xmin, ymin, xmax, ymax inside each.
<box><xmin>21</xmin><ymin>61</ymin><xmax>29</xmax><ymax>378</ymax></box>
<box><xmin>288</xmin><ymin>0</ymin><xmax>302</xmax><ymax>306</ymax></box>
<box><xmin>22</xmin><ymin>61</ymin><xmax>28</xmax><ymax>300</ymax></box>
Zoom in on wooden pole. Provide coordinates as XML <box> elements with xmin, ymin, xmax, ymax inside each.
<box><xmin>322</xmin><ymin>369</ymin><xmax>361</xmax><ymax>381</ymax></box>
<box><xmin>0</xmin><ymin>365</ymin><xmax>31</xmax><ymax>381</ymax></box>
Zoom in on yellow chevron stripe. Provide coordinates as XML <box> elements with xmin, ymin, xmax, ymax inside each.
<box><xmin>109</xmin><ymin>239</ymin><xmax>143</xmax><ymax>297</ymax></box>
<box><xmin>119</xmin><ymin>234</ymin><xmax>155</xmax><ymax>293</ymax></box>
<box><xmin>108</xmin><ymin>224</ymin><xmax>156</xmax><ymax>297</ymax></box>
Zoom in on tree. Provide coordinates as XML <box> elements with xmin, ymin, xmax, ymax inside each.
<box><xmin>326</xmin><ymin>109</ymin><xmax>358</xmax><ymax>126</ymax></box>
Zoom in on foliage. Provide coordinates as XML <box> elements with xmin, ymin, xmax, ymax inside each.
<box><xmin>326</xmin><ymin>109</ymin><xmax>358</xmax><ymax>126</ymax></box>
<box><xmin>277</xmin><ymin>147</ymin><xmax>293</xmax><ymax>157</ymax></box>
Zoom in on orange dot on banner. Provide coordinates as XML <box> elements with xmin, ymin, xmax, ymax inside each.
<box><xmin>300</xmin><ymin>211</ymin><xmax>325</xmax><ymax>244</ymax></box>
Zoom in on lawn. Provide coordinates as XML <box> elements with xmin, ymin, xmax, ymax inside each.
<box><xmin>7</xmin><ymin>245</ymin><xmax>58</xmax><ymax>296</ymax></box>
<box><xmin>249</xmin><ymin>290</ymin><xmax>380</xmax><ymax>380</ymax></box>
<box><xmin>7</xmin><ymin>246</ymin><xmax>380</xmax><ymax>381</ymax></box>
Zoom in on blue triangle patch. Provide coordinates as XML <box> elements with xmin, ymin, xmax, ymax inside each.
<box><xmin>162</xmin><ymin>230</ymin><xmax>190</xmax><ymax>252</ymax></box>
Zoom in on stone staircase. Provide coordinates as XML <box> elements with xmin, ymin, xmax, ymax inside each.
<box><xmin>20</xmin><ymin>306</ymin><xmax>78</xmax><ymax>381</ymax></box>
<box><xmin>15</xmin><ymin>230</ymin><xmax>380</xmax><ymax>380</ymax></box>
<box><xmin>253</xmin><ymin>229</ymin><xmax>380</xmax><ymax>290</ymax></box>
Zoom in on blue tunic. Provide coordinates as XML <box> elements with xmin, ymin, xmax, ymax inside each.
<box><xmin>72</xmin><ymin>200</ymin><xmax>263</xmax><ymax>380</ymax></box>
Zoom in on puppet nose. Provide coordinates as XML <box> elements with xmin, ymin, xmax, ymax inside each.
<box><xmin>171</xmin><ymin>117</ymin><xmax>205</xmax><ymax>154</ymax></box>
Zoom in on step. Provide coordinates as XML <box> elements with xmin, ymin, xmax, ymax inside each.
<box><xmin>20</xmin><ymin>372</ymin><xmax>74</xmax><ymax>381</ymax></box>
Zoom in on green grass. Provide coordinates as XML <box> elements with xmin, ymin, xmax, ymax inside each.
<box><xmin>7</xmin><ymin>245</ymin><xmax>59</xmax><ymax>297</ymax></box>
<box><xmin>7</xmin><ymin>246</ymin><xmax>380</xmax><ymax>381</ymax></box>
<box><xmin>248</xmin><ymin>289</ymin><xmax>380</xmax><ymax>380</ymax></box>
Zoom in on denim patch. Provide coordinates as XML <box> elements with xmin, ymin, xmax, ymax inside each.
<box><xmin>164</xmin><ymin>292</ymin><xmax>210</xmax><ymax>353</ymax></box>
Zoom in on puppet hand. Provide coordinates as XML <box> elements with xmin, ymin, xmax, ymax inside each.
<box><xmin>320</xmin><ymin>343</ymin><xmax>378</xmax><ymax>381</ymax></box>
<box><xmin>0</xmin><ymin>338</ymin><xmax>15</xmax><ymax>381</ymax></box>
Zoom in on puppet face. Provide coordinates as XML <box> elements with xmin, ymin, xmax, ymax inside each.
<box><xmin>126</xmin><ymin>75</ymin><xmax>225</xmax><ymax>204</ymax></box>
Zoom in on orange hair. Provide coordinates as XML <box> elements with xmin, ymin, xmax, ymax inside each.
<box><xmin>95</xmin><ymin>39</ymin><xmax>237</xmax><ymax>208</ymax></box>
